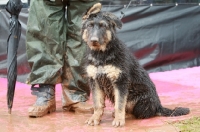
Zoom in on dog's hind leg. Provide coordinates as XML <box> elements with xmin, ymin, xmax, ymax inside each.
<box><xmin>85</xmin><ymin>79</ymin><xmax>105</xmax><ymax>126</ymax></box>
<box><xmin>112</xmin><ymin>83</ymin><xmax>128</xmax><ymax>127</ymax></box>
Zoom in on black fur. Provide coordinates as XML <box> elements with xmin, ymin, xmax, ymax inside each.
<box><xmin>82</xmin><ymin>10</ymin><xmax>189</xmax><ymax>127</ymax></box>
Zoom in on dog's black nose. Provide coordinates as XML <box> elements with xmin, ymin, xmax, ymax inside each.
<box><xmin>91</xmin><ymin>37</ymin><xmax>99</xmax><ymax>43</ymax></box>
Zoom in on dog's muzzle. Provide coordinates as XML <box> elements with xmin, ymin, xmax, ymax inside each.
<box><xmin>91</xmin><ymin>36</ymin><xmax>99</xmax><ymax>45</ymax></box>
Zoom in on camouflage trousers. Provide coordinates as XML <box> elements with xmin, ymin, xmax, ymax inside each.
<box><xmin>26</xmin><ymin>0</ymin><xmax>99</xmax><ymax>106</ymax></box>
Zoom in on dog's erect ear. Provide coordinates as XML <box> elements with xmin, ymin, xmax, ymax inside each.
<box><xmin>83</xmin><ymin>3</ymin><xmax>102</xmax><ymax>20</ymax></box>
<box><xmin>102</xmin><ymin>12</ymin><xmax>123</xmax><ymax>29</ymax></box>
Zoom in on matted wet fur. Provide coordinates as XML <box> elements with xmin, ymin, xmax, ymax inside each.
<box><xmin>82</xmin><ymin>3</ymin><xmax>190</xmax><ymax>127</ymax></box>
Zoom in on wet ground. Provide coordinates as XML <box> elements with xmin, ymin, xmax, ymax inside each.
<box><xmin>0</xmin><ymin>67</ymin><xmax>200</xmax><ymax>132</ymax></box>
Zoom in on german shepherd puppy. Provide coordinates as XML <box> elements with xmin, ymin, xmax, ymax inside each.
<box><xmin>82</xmin><ymin>3</ymin><xmax>190</xmax><ymax>127</ymax></box>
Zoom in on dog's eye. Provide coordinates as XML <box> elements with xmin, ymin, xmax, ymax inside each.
<box><xmin>99</xmin><ymin>23</ymin><xmax>106</xmax><ymax>28</ymax></box>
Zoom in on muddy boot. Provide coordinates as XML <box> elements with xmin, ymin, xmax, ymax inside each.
<box><xmin>28</xmin><ymin>84</ymin><xmax>56</xmax><ymax>117</ymax></box>
<box><xmin>63</xmin><ymin>102</ymin><xmax>94</xmax><ymax>114</ymax></box>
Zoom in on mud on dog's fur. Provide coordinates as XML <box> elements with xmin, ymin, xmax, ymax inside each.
<box><xmin>82</xmin><ymin>3</ymin><xmax>190</xmax><ymax>127</ymax></box>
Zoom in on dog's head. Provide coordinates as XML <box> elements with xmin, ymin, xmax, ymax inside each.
<box><xmin>82</xmin><ymin>3</ymin><xmax>122</xmax><ymax>51</ymax></box>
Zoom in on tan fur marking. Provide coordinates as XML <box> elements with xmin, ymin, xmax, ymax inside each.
<box><xmin>82</xmin><ymin>29</ymin><xmax>88</xmax><ymax>42</ymax></box>
<box><xmin>113</xmin><ymin>84</ymin><xmax>127</xmax><ymax>113</ymax></box>
<box><xmin>114</xmin><ymin>85</ymin><xmax>120</xmax><ymax>112</ymax></box>
<box><xmin>86</xmin><ymin>65</ymin><xmax>121</xmax><ymax>81</ymax></box>
<box><xmin>86</xmin><ymin>65</ymin><xmax>97</xmax><ymax>79</ymax></box>
<box><xmin>85</xmin><ymin>79</ymin><xmax>105</xmax><ymax>126</ymax></box>
<box><xmin>106</xmin><ymin>30</ymin><xmax>112</xmax><ymax>42</ymax></box>
<box><xmin>99</xmin><ymin>44</ymin><xmax>106</xmax><ymax>51</ymax></box>
<box><xmin>112</xmin><ymin>84</ymin><xmax>127</xmax><ymax>127</ymax></box>
<box><xmin>104</xmin><ymin>65</ymin><xmax>121</xmax><ymax>82</ymax></box>
<box><xmin>98</xmin><ymin>30</ymin><xmax>112</xmax><ymax>51</ymax></box>
<box><xmin>94</xmin><ymin>80</ymin><xmax>105</xmax><ymax>109</ymax></box>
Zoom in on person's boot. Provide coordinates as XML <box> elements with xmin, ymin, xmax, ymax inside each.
<box><xmin>28</xmin><ymin>84</ymin><xmax>56</xmax><ymax>117</ymax></box>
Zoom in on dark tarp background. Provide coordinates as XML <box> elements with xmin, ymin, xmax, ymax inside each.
<box><xmin>0</xmin><ymin>1</ymin><xmax>200</xmax><ymax>83</ymax></box>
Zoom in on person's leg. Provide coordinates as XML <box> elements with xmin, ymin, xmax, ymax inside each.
<box><xmin>26</xmin><ymin>0</ymin><xmax>66</xmax><ymax>117</ymax></box>
<box><xmin>61</xmin><ymin>0</ymin><xmax>99</xmax><ymax>113</ymax></box>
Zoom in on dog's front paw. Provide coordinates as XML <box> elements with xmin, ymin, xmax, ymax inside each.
<box><xmin>112</xmin><ymin>118</ymin><xmax>125</xmax><ymax>127</ymax></box>
<box><xmin>85</xmin><ymin>116</ymin><xmax>101</xmax><ymax>126</ymax></box>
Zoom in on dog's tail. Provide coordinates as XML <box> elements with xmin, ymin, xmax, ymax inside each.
<box><xmin>159</xmin><ymin>107</ymin><xmax>190</xmax><ymax>117</ymax></box>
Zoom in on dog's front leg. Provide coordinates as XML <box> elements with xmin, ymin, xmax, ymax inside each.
<box><xmin>85</xmin><ymin>79</ymin><xmax>105</xmax><ymax>126</ymax></box>
<box><xmin>112</xmin><ymin>83</ymin><xmax>127</xmax><ymax>127</ymax></box>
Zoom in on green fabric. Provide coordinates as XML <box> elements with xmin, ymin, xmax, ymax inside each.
<box><xmin>26</xmin><ymin>0</ymin><xmax>66</xmax><ymax>84</ymax></box>
<box><xmin>26</xmin><ymin>0</ymin><xmax>99</xmax><ymax>97</ymax></box>
<box><xmin>63</xmin><ymin>1</ymin><xmax>99</xmax><ymax>96</ymax></box>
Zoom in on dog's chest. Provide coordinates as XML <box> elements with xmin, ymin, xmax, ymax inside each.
<box><xmin>86</xmin><ymin>54</ymin><xmax>122</xmax><ymax>82</ymax></box>
<box><xmin>86</xmin><ymin>64</ymin><xmax>121</xmax><ymax>82</ymax></box>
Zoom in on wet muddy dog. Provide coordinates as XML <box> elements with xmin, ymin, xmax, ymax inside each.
<box><xmin>82</xmin><ymin>3</ymin><xmax>190</xmax><ymax>127</ymax></box>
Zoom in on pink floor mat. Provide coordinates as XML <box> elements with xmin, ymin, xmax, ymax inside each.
<box><xmin>0</xmin><ymin>67</ymin><xmax>199</xmax><ymax>132</ymax></box>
